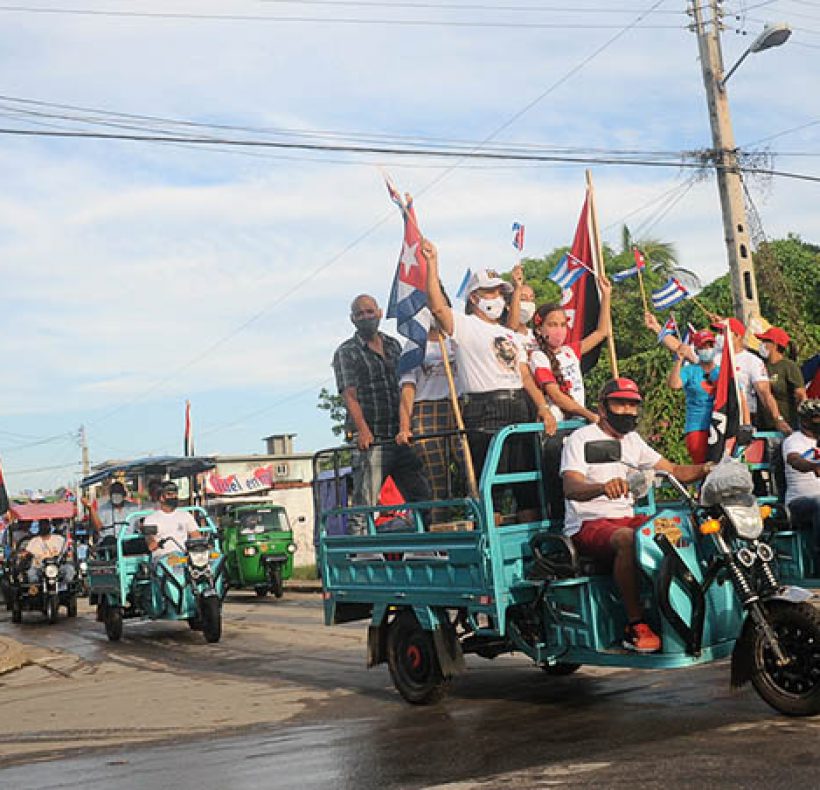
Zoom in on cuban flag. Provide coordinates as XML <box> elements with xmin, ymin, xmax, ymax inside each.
<box><xmin>633</xmin><ymin>246</ymin><xmax>647</xmax><ymax>270</ymax></box>
<box><xmin>511</xmin><ymin>222</ymin><xmax>525</xmax><ymax>252</ymax></box>
<box><xmin>612</xmin><ymin>266</ymin><xmax>639</xmax><ymax>284</ymax></box>
<box><xmin>385</xmin><ymin>179</ymin><xmax>430</xmax><ymax>374</ymax></box>
<box><xmin>657</xmin><ymin>314</ymin><xmax>678</xmax><ymax>343</ymax></box>
<box><xmin>548</xmin><ymin>252</ymin><xmax>586</xmax><ymax>290</ymax></box>
<box><xmin>681</xmin><ymin>322</ymin><xmax>695</xmax><ymax>348</ymax></box>
<box><xmin>455</xmin><ymin>268</ymin><xmax>472</xmax><ymax>300</ymax></box>
<box><xmin>652</xmin><ymin>277</ymin><xmax>689</xmax><ymax>310</ymax></box>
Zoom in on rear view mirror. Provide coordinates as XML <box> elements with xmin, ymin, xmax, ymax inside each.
<box><xmin>584</xmin><ymin>440</ymin><xmax>622</xmax><ymax>464</ymax></box>
<box><xmin>736</xmin><ymin>425</ymin><xmax>755</xmax><ymax>448</ymax></box>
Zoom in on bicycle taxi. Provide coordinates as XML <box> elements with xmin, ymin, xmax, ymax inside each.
<box><xmin>316</xmin><ymin>421</ymin><xmax>820</xmax><ymax>716</ymax></box>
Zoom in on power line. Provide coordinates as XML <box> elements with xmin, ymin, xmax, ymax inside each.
<box><xmin>0</xmin><ymin>4</ymin><xmax>685</xmax><ymax>28</ymax></box>
<box><xmin>259</xmin><ymin>0</ymin><xmax>691</xmax><ymax>13</ymax></box>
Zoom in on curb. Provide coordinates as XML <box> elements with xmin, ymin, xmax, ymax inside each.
<box><xmin>0</xmin><ymin>636</ymin><xmax>29</xmax><ymax>675</ymax></box>
<box><xmin>284</xmin><ymin>581</ymin><xmax>323</xmax><ymax>594</ymax></box>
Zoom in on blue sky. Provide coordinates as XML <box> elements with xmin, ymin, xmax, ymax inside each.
<box><xmin>0</xmin><ymin>1</ymin><xmax>818</xmax><ymax>492</ymax></box>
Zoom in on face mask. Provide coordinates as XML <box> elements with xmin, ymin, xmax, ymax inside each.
<box><xmin>543</xmin><ymin>326</ymin><xmax>568</xmax><ymax>348</ymax></box>
<box><xmin>697</xmin><ymin>348</ymin><xmax>715</xmax><ymax>363</ymax></box>
<box><xmin>758</xmin><ymin>344</ymin><xmax>770</xmax><ymax>359</ymax></box>
<box><xmin>476</xmin><ymin>296</ymin><xmax>506</xmax><ymax>320</ymax></box>
<box><xmin>354</xmin><ymin>317</ymin><xmax>379</xmax><ymax>339</ymax></box>
<box><xmin>163</xmin><ymin>497</ymin><xmax>179</xmax><ymax>509</ymax></box>
<box><xmin>605</xmin><ymin>406</ymin><xmax>638</xmax><ymax>436</ymax></box>
<box><xmin>111</xmin><ymin>493</ymin><xmax>125</xmax><ymax>507</ymax></box>
<box><xmin>519</xmin><ymin>301</ymin><xmax>536</xmax><ymax>324</ymax></box>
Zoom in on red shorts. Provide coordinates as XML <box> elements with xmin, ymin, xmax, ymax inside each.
<box><xmin>572</xmin><ymin>515</ymin><xmax>650</xmax><ymax>561</ymax></box>
<box><xmin>685</xmin><ymin>430</ymin><xmax>709</xmax><ymax>464</ymax></box>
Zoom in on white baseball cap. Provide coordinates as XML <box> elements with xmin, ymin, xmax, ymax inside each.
<box><xmin>465</xmin><ymin>269</ymin><xmax>513</xmax><ymax>296</ymax></box>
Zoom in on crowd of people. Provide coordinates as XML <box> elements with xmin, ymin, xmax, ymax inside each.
<box><xmin>331</xmin><ymin>242</ymin><xmax>819</xmax><ymax>653</ymax></box>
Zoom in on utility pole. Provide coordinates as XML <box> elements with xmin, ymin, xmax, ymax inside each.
<box><xmin>79</xmin><ymin>425</ymin><xmax>90</xmax><ymax>478</ymax></box>
<box><xmin>690</xmin><ymin>0</ymin><xmax>760</xmax><ymax>328</ymax></box>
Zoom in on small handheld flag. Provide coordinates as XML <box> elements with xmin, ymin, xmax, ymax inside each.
<box><xmin>657</xmin><ymin>314</ymin><xmax>678</xmax><ymax>344</ymax></box>
<box><xmin>612</xmin><ymin>266</ymin><xmax>639</xmax><ymax>283</ymax></box>
<box><xmin>456</xmin><ymin>268</ymin><xmax>473</xmax><ymax>300</ymax></box>
<box><xmin>652</xmin><ymin>277</ymin><xmax>689</xmax><ymax>310</ymax></box>
<box><xmin>632</xmin><ymin>246</ymin><xmax>647</xmax><ymax>270</ymax></box>
<box><xmin>512</xmin><ymin>222</ymin><xmax>525</xmax><ymax>252</ymax></box>
<box><xmin>548</xmin><ymin>253</ymin><xmax>588</xmax><ymax>290</ymax></box>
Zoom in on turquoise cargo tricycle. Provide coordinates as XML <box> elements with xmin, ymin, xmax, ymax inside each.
<box><xmin>317</xmin><ymin>423</ymin><xmax>820</xmax><ymax>716</ymax></box>
<box><xmin>87</xmin><ymin>507</ymin><xmax>227</xmax><ymax>643</ymax></box>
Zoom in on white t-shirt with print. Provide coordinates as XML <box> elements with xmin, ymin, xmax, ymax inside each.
<box><xmin>450</xmin><ymin>312</ymin><xmax>525</xmax><ymax>394</ymax></box>
<box><xmin>400</xmin><ymin>338</ymin><xmax>459</xmax><ymax>402</ymax></box>
<box><xmin>142</xmin><ymin>509</ymin><xmax>199</xmax><ymax>558</ymax></box>
<box><xmin>515</xmin><ymin>327</ymin><xmax>539</xmax><ymax>360</ymax></box>
<box><xmin>529</xmin><ymin>342</ymin><xmax>585</xmax><ymax>420</ymax></box>
<box><xmin>782</xmin><ymin>430</ymin><xmax>820</xmax><ymax>505</ymax></box>
<box><xmin>560</xmin><ymin>423</ymin><xmax>662</xmax><ymax>536</ymax></box>
<box><xmin>735</xmin><ymin>349</ymin><xmax>768</xmax><ymax>415</ymax></box>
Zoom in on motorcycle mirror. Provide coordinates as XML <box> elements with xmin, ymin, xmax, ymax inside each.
<box><xmin>584</xmin><ymin>440</ymin><xmax>622</xmax><ymax>464</ymax></box>
<box><xmin>736</xmin><ymin>425</ymin><xmax>755</xmax><ymax>448</ymax></box>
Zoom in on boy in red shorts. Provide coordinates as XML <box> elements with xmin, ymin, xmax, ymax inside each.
<box><xmin>560</xmin><ymin>378</ymin><xmax>714</xmax><ymax>653</ymax></box>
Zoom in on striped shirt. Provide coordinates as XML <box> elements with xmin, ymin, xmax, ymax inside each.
<box><xmin>333</xmin><ymin>332</ymin><xmax>402</xmax><ymax>439</ymax></box>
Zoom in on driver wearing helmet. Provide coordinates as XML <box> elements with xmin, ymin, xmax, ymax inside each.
<box><xmin>782</xmin><ymin>400</ymin><xmax>820</xmax><ymax>567</ymax></box>
<box><xmin>560</xmin><ymin>378</ymin><xmax>715</xmax><ymax>653</ymax></box>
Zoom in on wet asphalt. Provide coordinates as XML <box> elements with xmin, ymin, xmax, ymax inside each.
<box><xmin>1</xmin><ymin>593</ymin><xmax>819</xmax><ymax>789</ymax></box>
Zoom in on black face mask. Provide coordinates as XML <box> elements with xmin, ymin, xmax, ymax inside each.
<box><xmin>354</xmin><ymin>317</ymin><xmax>380</xmax><ymax>339</ymax></box>
<box><xmin>163</xmin><ymin>497</ymin><xmax>179</xmax><ymax>509</ymax></box>
<box><xmin>605</xmin><ymin>406</ymin><xmax>638</xmax><ymax>436</ymax></box>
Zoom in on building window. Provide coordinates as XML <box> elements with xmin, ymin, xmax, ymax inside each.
<box><xmin>275</xmin><ymin>463</ymin><xmax>289</xmax><ymax>477</ymax></box>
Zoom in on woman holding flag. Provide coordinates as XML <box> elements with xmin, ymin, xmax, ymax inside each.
<box><xmin>421</xmin><ymin>239</ymin><xmax>557</xmax><ymax>523</ymax></box>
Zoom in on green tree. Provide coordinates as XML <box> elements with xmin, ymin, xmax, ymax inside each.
<box><xmin>317</xmin><ymin>387</ymin><xmax>347</xmax><ymax>438</ymax></box>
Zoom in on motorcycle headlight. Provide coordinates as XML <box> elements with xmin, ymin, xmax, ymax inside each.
<box><xmin>80</xmin><ymin>561</ymin><xmax>88</xmax><ymax>572</ymax></box>
<box><xmin>287</xmin><ymin>542</ymin><xmax>297</xmax><ymax>554</ymax></box>
<box><xmin>44</xmin><ymin>564</ymin><xmax>59</xmax><ymax>579</ymax></box>
<box><xmin>189</xmin><ymin>549</ymin><xmax>210</xmax><ymax>568</ymax></box>
<box><xmin>243</xmin><ymin>546</ymin><xmax>257</xmax><ymax>556</ymax></box>
<box><xmin>723</xmin><ymin>503</ymin><xmax>764</xmax><ymax>540</ymax></box>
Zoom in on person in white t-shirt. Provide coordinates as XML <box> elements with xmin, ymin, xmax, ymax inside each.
<box><xmin>423</xmin><ymin>238</ymin><xmax>556</xmax><ymax>522</ymax></box>
<box><xmin>782</xmin><ymin>400</ymin><xmax>820</xmax><ymax>569</ymax></box>
<box><xmin>560</xmin><ymin>377</ymin><xmax>714</xmax><ymax>653</ymax></box>
<box><xmin>396</xmin><ymin>324</ymin><xmax>463</xmax><ymax>522</ymax></box>
<box><xmin>507</xmin><ymin>265</ymin><xmax>539</xmax><ymax>361</ymax></box>
<box><xmin>142</xmin><ymin>481</ymin><xmax>201</xmax><ymax>559</ymax></box>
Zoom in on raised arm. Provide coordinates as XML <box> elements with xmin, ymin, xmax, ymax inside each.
<box><xmin>579</xmin><ymin>277</ymin><xmax>612</xmax><ymax>356</ymax></box>
<box><xmin>644</xmin><ymin>311</ymin><xmax>697</xmax><ymax>364</ymax></box>
<box><xmin>506</xmin><ymin>264</ymin><xmax>523</xmax><ymax>330</ymax></box>
<box><xmin>421</xmin><ymin>239</ymin><xmax>453</xmax><ymax>336</ymax></box>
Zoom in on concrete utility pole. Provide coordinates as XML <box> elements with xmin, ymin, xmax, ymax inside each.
<box><xmin>79</xmin><ymin>425</ymin><xmax>90</xmax><ymax>478</ymax></box>
<box><xmin>690</xmin><ymin>0</ymin><xmax>760</xmax><ymax>327</ymax></box>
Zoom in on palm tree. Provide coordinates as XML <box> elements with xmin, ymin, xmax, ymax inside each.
<box><xmin>620</xmin><ymin>224</ymin><xmax>701</xmax><ymax>290</ymax></box>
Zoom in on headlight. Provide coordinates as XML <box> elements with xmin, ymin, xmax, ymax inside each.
<box><xmin>286</xmin><ymin>542</ymin><xmax>297</xmax><ymax>554</ymax></box>
<box><xmin>255</xmin><ymin>525</ymin><xmax>265</xmax><ymax>533</ymax></box>
<box><xmin>189</xmin><ymin>550</ymin><xmax>210</xmax><ymax>568</ymax></box>
<box><xmin>243</xmin><ymin>547</ymin><xmax>257</xmax><ymax>556</ymax></box>
<box><xmin>723</xmin><ymin>504</ymin><xmax>764</xmax><ymax>540</ymax></box>
<box><xmin>80</xmin><ymin>561</ymin><xmax>88</xmax><ymax>572</ymax></box>
<box><xmin>44</xmin><ymin>565</ymin><xmax>59</xmax><ymax>579</ymax></box>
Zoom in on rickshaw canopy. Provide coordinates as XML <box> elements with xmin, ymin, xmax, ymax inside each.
<box><xmin>80</xmin><ymin>456</ymin><xmax>217</xmax><ymax>488</ymax></box>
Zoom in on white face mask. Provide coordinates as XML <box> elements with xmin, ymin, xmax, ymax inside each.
<box><xmin>519</xmin><ymin>301</ymin><xmax>536</xmax><ymax>324</ymax></box>
<box><xmin>758</xmin><ymin>343</ymin><xmax>770</xmax><ymax>359</ymax></box>
<box><xmin>476</xmin><ymin>296</ymin><xmax>506</xmax><ymax>320</ymax></box>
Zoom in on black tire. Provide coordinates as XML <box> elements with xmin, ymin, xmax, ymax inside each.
<box><xmin>270</xmin><ymin>566</ymin><xmax>284</xmax><ymax>599</ymax></box>
<box><xmin>751</xmin><ymin>601</ymin><xmax>820</xmax><ymax>717</ymax></box>
<box><xmin>540</xmin><ymin>662</ymin><xmax>582</xmax><ymax>676</ymax></box>
<box><xmin>46</xmin><ymin>594</ymin><xmax>59</xmax><ymax>625</ymax></box>
<box><xmin>187</xmin><ymin>616</ymin><xmax>203</xmax><ymax>631</ymax></box>
<box><xmin>104</xmin><ymin>605</ymin><xmax>123</xmax><ymax>642</ymax></box>
<box><xmin>200</xmin><ymin>596</ymin><xmax>222</xmax><ymax>644</ymax></box>
<box><xmin>254</xmin><ymin>586</ymin><xmax>268</xmax><ymax>598</ymax></box>
<box><xmin>66</xmin><ymin>595</ymin><xmax>78</xmax><ymax>618</ymax></box>
<box><xmin>386</xmin><ymin>610</ymin><xmax>450</xmax><ymax>705</ymax></box>
<box><xmin>11</xmin><ymin>594</ymin><xmax>22</xmax><ymax>624</ymax></box>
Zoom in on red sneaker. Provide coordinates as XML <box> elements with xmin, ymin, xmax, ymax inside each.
<box><xmin>623</xmin><ymin>622</ymin><xmax>661</xmax><ymax>653</ymax></box>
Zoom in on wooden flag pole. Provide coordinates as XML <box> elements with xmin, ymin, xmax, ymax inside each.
<box><xmin>635</xmin><ymin>262</ymin><xmax>650</xmax><ymax>314</ymax></box>
<box><xmin>690</xmin><ymin>295</ymin><xmax>714</xmax><ymax>321</ymax></box>
<box><xmin>586</xmin><ymin>170</ymin><xmax>619</xmax><ymax>378</ymax></box>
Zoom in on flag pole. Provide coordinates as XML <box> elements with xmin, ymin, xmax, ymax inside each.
<box><xmin>585</xmin><ymin>170</ymin><xmax>619</xmax><ymax>378</ymax></box>
<box><xmin>634</xmin><ymin>252</ymin><xmax>650</xmax><ymax>314</ymax></box>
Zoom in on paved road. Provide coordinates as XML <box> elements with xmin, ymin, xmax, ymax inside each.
<box><xmin>1</xmin><ymin>593</ymin><xmax>819</xmax><ymax>788</ymax></box>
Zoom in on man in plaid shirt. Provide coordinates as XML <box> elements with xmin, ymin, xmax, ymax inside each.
<box><xmin>333</xmin><ymin>294</ymin><xmax>430</xmax><ymax>534</ymax></box>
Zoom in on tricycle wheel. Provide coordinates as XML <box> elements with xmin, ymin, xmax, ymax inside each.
<box><xmin>270</xmin><ymin>565</ymin><xmax>284</xmax><ymax>599</ymax></box>
<box><xmin>66</xmin><ymin>595</ymin><xmax>78</xmax><ymax>618</ymax></box>
<box><xmin>200</xmin><ymin>596</ymin><xmax>222</xmax><ymax>644</ymax></box>
<box><xmin>46</xmin><ymin>594</ymin><xmax>59</xmax><ymax>625</ymax></box>
<box><xmin>187</xmin><ymin>616</ymin><xmax>203</xmax><ymax>631</ymax></box>
<box><xmin>254</xmin><ymin>586</ymin><xmax>268</xmax><ymax>598</ymax></box>
<box><xmin>751</xmin><ymin>601</ymin><xmax>820</xmax><ymax>717</ymax></box>
<box><xmin>104</xmin><ymin>604</ymin><xmax>123</xmax><ymax>642</ymax></box>
<box><xmin>387</xmin><ymin>610</ymin><xmax>450</xmax><ymax>705</ymax></box>
<box><xmin>540</xmin><ymin>662</ymin><xmax>581</xmax><ymax>676</ymax></box>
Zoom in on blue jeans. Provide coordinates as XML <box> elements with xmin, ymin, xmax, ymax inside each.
<box><xmin>789</xmin><ymin>496</ymin><xmax>820</xmax><ymax>568</ymax></box>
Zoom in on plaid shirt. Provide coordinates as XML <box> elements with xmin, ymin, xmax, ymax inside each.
<box><xmin>333</xmin><ymin>332</ymin><xmax>402</xmax><ymax>439</ymax></box>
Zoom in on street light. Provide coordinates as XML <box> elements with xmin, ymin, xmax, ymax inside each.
<box><xmin>722</xmin><ymin>23</ymin><xmax>792</xmax><ymax>86</ymax></box>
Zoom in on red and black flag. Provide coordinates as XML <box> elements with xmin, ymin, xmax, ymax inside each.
<box><xmin>561</xmin><ymin>193</ymin><xmax>601</xmax><ymax>373</ymax></box>
<box><xmin>0</xmin><ymin>456</ymin><xmax>9</xmax><ymax>515</ymax></box>
<box><xmin>706</xmin><ymin>323</ymin><xmax>741</xmax><ymax>462</ymax></box>
<box><xmin>184</xmin><ymin>400</ymin><xmax>194</xmax><ymax>457</ymax></box>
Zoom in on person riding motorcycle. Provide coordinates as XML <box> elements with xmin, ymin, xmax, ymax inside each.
<box><xmin>142</xmin><ymin>481</ymin><xmax>201</xmax><ymax>559</ymax></box>
<box><xmin>19</xmin><ymin>521</ymin><xmax>76</xmax><ymax>584</ymax></box>
<box><xmin>560</xmin><ymin>377</ymin><xmax>715</xmax><ymax>653</ymax></box>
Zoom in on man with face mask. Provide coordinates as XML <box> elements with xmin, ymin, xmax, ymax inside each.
<box><xmin>561</xmin><ymin>378</ymin><xmax>714</xmax><ymax>652</ymax></box>
<box><xmin>333</xmin><ymin>294</ymin><xmax>431</xmax><ymax>535</ymax></box>
<box><xmin>782</xmin><ymin>400</ymin><xmax>820</xmax><ymax>571</ymax></box>
<box><xmin>84</xmin><ymin>480</ymin><xmax>141</xmax><ymax>541</ymax></box>
<box><xmin>142</xmin><ymin>481</ymin><xmax>201</xmax><ymax>558</ymax></box>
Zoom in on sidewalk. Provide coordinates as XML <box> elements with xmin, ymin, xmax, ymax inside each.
<box><xmin>0</xmin><ymin>635</ymin><xmax>28</xmax><ymax>675</ymax></box>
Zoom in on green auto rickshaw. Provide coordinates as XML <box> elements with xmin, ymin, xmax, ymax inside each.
<box><xmin>220</xmin><ymin>504</ymin><xmax>296</xmax><ymax>597</ymax></box>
